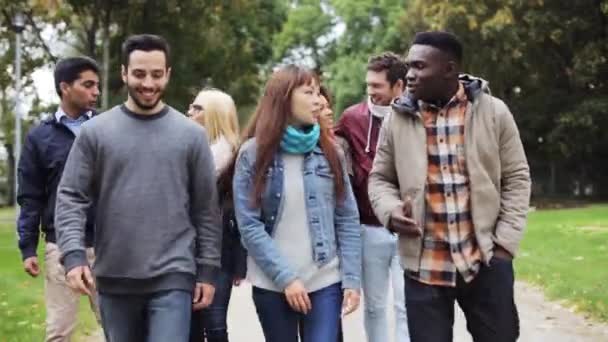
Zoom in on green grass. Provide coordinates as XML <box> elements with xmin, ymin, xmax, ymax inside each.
<box><xmin>0</xmin><ymin>205</ymin><xmax>607</xmax><ymax>339</ymax></box>
<box><xmin>515</xmin><ymin>204</ymin><xmax>608</xmax><ymax>322</ymax></box>
<box><xmin>0</xmin><ymin>208</ymin><xmax>98</xmax><ymax>342</ymax></box>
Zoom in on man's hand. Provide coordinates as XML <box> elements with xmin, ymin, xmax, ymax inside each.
<box><xmin>193</xmin><ymin>282</ymin><xmax>216</xmax><ymax>311</ymax></box>
<box><xmin>66</xmin><ymin>265</ymin><xmax>95</xmax><ymax>296</ymax></box>
<box><xmin>388</xmin><ymin>197</ymin><xmax>422</xmax><ymax>236</ymax></box>
<box><xmin>284</xmin><ymin>279</ymin><xmax>312</xmax><ymax>314</ymax></box>
<box><xmin>493</xmin><ymin>244</ymin><xmax>513</xmax><ymax>261</ymax></box>
<box><xmin>23</xmin><ymin>256</ymin><xmax>40</xmax><ymax>277</ymax></box>
<box><xmin>341</xmin><ymin>289</ymin><xmax>360</xmax><ymax>316</ymax></box>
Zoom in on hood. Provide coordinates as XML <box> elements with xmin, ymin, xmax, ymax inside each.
<box><xmin>392</xmin><ymin>73</ymin><xmax>491</xmax><ymax>116</ymax></box>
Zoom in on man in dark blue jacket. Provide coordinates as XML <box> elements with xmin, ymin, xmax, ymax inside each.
<box><xmin>17</xmin><ymin>56</ymin><xmax>100</xmax><ymax>342</ymax></box>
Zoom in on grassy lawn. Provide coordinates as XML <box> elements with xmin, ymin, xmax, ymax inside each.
<box><xmin>0</xmin><ymin>204</ymin><xmax>606</xmax><ymax>340</ymax></box>
<box><xmin>515</xmin><ymin>203</ymin><xmax>608</xmax><ymax>322</ymax></box>
<box><xmin>0</xmin><ymin>208</ymin><xmax>98</xmax><ymax>342</ymax></box>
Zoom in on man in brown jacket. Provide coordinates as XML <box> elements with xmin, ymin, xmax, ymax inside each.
<box><xmin>369</xmin><ymin>31</ymin><xmax>531</xmax><ymax>342</ymax></box>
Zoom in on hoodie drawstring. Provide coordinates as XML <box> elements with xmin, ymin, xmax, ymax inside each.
<box><xmin>365</xmin><ymin>112</ymin><xmax>373</xmax><ymax>153</ymax></box>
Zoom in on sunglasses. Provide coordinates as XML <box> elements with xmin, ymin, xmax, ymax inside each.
<box><xmin>187</xmin><ymin>104</ymin><xmax>203</xmax><ymax>116</ymax></box>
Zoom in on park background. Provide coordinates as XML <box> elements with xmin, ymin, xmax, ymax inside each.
<box><xmin>0</xmin><ymin>0</ymin><xmax>606</xmax><ymax>340</ymax></box>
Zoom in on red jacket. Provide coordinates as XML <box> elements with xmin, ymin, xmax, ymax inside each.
<box><xmin>335</xmin><ymin>101</ymin><xmax>383</xmax><ymax>227</ymax></box>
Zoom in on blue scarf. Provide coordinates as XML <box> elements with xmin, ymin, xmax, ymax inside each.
<box><xmin>280</xmin><ymin>124</ymin><xmax>320</xmax><ymax>154</ymax></box>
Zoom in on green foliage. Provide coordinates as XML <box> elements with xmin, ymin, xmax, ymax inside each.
<box><xmin>274</xmin><ymin>0</ymin><xmax>608</xmax><ymax>197</ymax></box>
<box><xmin>56</xmin><ymin>0</ymin><xmax>287</xmax><ymax>112</ymax></box>
<box><xmin>272</xmin><ymin>0</ymin><xmax>333</xmax><ymax>68</ymax></box>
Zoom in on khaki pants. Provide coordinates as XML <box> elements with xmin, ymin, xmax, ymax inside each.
<box><xmin>44</xmin><ymin>242</ymin><xmax>101</xmax><ymax>342</ymax></box>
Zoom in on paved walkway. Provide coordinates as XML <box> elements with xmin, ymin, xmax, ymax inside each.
<box><xmin>83</xmin><ymin>281</ymin><xmax>608</xmax><ymax>341</ymax></box>
<box><xmin>226</xmin><ymin>281</ymin><xmax>608</xmax><ymax>342</ymax></box>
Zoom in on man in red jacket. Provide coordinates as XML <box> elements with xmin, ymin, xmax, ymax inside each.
<box><xmin>335</xmin><ymin>52</ymin><xmax>409</xmax><ymax>342</ymax></box>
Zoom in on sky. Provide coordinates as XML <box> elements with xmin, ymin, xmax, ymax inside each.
<box><xmin>32</xmin><ymin>65</ymin><xmax>58</xmax><ymax>106</ymax></box>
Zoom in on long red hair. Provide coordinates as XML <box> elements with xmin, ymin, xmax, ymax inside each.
<box><xmin>249</xmin><ymin>65</ymin><xmax>345</xmax><ymax>207</ymax></box>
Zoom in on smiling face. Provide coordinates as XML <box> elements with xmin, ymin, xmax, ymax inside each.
<box><xmin>289</xmin><ymin>81</ymin><xmax>321</xmax><ymax>127</ymax></box>
<box><xmin>405</xmin><ymin>44</ymin><xmax>456</xmax><ymax>102</ymax></box>
<box><xmin>366</xmin><ymin>70</ymin><xmax>404</xmax><ymax>106</ymax></box>
<box><xmin>318</xmin><ymin>93</ymin><xmax>334</xmax><ymax>129</ymax></box>
<box><xmin>121</xmin><ymin>50</ymin><xmax>171</xmax><ymax>113</ymax></box>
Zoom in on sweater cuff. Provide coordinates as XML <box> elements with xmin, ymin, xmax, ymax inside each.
<box><xmin>197</xmin><ymin>265</ymin><xmax>220</xmax><ymax>285</ymax></box>
<box><xmin>20</xmin><ymin>246</ymin><xmax>38</xmax><ymax>260</ymax></box>
<box><xmin>62</xmin><ymin>250</ymin><xmax>88</xmax><ymax>274</ymax></box>
<box><xmin>341</xmin><ymin>276</ymin><xmax>361</xmax><ymax>290</ymax></box>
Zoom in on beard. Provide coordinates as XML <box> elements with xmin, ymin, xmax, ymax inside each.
<box><xmin>126</xmin><ymin>84</ymin><xmax>165</xmax><ymax>111</ymax></box>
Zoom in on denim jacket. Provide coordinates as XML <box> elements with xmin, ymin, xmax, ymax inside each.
<box><xmin>233</xmin><ymin>138</ymin><xmax>362</xmax><ymax>290</ymax></box>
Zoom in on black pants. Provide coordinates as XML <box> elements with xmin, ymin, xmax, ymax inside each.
<box><xmin>405</xmin><ymin>257</ymin><xmax>519</xmax><ymax>342</ymax></box>
<box><xmin>190</xmin><ymin>270</ymin><xmax>233</xmax><ymax>342</ymax></box>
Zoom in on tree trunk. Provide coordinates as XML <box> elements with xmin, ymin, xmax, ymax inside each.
<box><xmin>5</xmin><ymin>143</ymin><xmax>15</xmax><ymax>206</ymax></box>
<box><xmin>549</xmin><ymin>160</ymin><xmax>556</xmax><ymax>196</ymax></box>
<box><xmin>101</xmin><ymin>2</ymin><xmax>112</xmax><ymax>110</ymax></box>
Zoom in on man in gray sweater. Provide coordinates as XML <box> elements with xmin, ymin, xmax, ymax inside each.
<box><xmin>55</xmin><ymin>34</ymin><xmax>222</xmax><ymax>342</ymax></box>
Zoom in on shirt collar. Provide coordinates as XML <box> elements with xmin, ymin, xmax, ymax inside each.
<box><xmin>419</xmin><ymin>82</ymin><xmax>468</xmax><ymax>112</ymax></box>
<box><xmin>55</xmin><ymin>107</ymin><xmax>93</xmax><ymax>123</ymax></box>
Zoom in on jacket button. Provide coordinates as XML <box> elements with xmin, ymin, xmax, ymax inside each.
<box><xmin>270</xmin><ymin>216</ymin><xmax>275</xmax><ymax>221</ymax></box>
<box><xmin>276</xmin><ymin>193</ymin><xmax>281</xmax><ymax>198</ymax></box>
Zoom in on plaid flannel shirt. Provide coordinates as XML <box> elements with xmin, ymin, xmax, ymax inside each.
<box><xmin>407</xmin><ymin>83</ymin><xmax>482</xmax><ymax>287</ymax></box>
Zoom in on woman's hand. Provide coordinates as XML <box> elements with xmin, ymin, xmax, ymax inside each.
<box><xmin>284</xmin><ymin>279</ymin><xmax>312</xmax><ymax>314</ymax></box>
<box><xmin>342</xmin><ymin>289</ymin><xmax>360</xmax><ymax>316</ymax></box>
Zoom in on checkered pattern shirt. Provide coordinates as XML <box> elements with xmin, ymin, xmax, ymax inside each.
<box><xmin>407</xmin><ymin>83</ymin><xmax>482</xmax><ymax>287</ymax></box>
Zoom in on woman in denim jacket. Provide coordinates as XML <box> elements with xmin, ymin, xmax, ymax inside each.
<box><xmin>233</xmin><ymin>65</ymin><xmax>362</xmax><ymax>341</ymax></box>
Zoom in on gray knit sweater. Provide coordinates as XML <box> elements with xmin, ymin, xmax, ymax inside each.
<box><xmin>55</xmin><ymin>104</ymin><xmax>222</xmax><ymax>294</ymax></box>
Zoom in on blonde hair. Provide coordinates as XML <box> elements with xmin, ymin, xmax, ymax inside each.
<box><xmin>193</xmin><ymin>89</ymin><xmax>239</xmax><ymax>151</ymax></box>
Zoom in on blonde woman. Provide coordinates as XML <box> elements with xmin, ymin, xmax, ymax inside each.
<box><xmin>188</xmin><ymin>89</ymin><xmax>240</xmax><ymax>175</ymax></box>
<box><xmin>187</xmin><ymin>89</ymin><xmax>245</xmax><ymax>342</ymax></box>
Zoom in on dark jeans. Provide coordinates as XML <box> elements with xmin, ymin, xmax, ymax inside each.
<box><xmin>190</xmin><ymin>270</ymin><xmax>233</xmax><ymax>342</ymax></box>
<box><xmin>252</xmin><ymin>282</ymin><xmax>342</xmax><ymax>342</ymax></box>
<box><xmin>405</xmin><ymin>257</ymin><xmax>519</xmax><ymax>342</ymax></box>
<box><xmin>99</xmin><ymin>290</ymin><xmax>192</xmax><ymax>342</ymax></box>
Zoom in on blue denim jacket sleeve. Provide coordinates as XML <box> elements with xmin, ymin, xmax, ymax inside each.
<box><xmin>232</xmin><ymin>147</ymin><xmax>298</xmax><ymax>290</ymax></box>
<box><xmin>334</xmin><ymin>153</ymin><xmax>362</xmax><ymax>290</ymax></box>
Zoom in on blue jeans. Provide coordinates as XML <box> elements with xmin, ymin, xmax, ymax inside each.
<box><xmin>190</xmin><ymin>270</ymin><xmax>233</xmax><ymax>342</ymax></box>
<box><xmin>362</xmin><ymin>225</ymin><xmax>409</xmax><ymax>342</ymax></box>
<box><xmin>99</xmin><ymin>290</ymin><xmax>192</xmax><ymax>342</ymax></box>
<box><xmin>252</xmin><ymin>282</ymin><xmax>342</xmax><ymax>342</ymax></box>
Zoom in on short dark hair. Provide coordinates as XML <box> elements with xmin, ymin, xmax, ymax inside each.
<box><xmin>412</xmin><ymin>31</ymin><xmax>463</xmax><ymax>63</ymax></box>
<box><xmin>367</xmin><ymin>52</ymin><xmax>407</xmax><ymax>86</ymax></box>
<box><xmin>121</xmin><ymin>34</ymin><xmax>171</xmax><ymax>68</ymax></box>
<box><xmin>54</xmin><ymin>56</ymin><xmax>100</xmax><ymax>98</ymax></box>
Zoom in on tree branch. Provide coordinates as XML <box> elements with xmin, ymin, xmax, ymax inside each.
<box><xmin>24</xmin><ymin>11</ymin><xmax>58</xmax><ymax>63</ymax></box>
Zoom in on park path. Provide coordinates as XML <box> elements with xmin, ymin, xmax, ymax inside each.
<box><xmin>82</xmin><ymin>281</ymin><xmax>608</xmax><ymax>342</ymax></box>
<box><xmin>227</xmin><ymin>281</ymin><xmax>608</xmax><ymax>342</ymax></box>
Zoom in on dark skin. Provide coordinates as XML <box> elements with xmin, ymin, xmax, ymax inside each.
<box><xmin>405</xmin><ymin>44</ymin><xmax>459</xmax><ymax>105</ymax></box>
<box><xmin>389</xmin><ymin>44</ymin><xmax>513</xmax><ymax>261</ymax></box>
